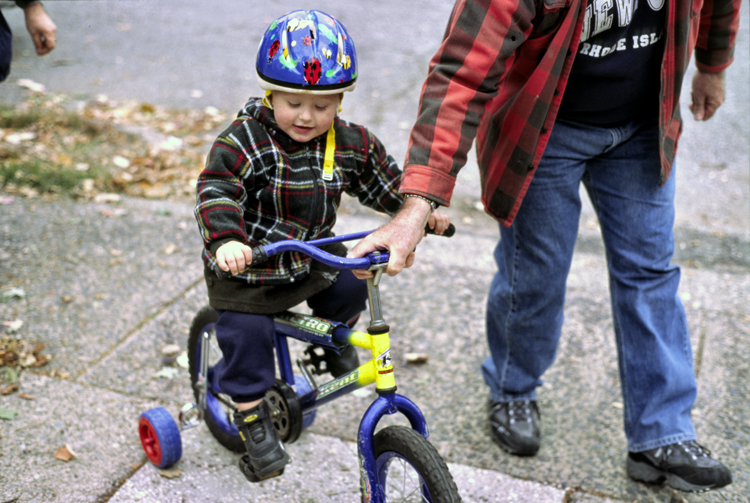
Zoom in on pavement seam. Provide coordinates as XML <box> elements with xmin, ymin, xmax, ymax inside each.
<box><xmin>73</xmin><ymin>276</ymin><xmax>204</xmax><ymax>383</ymax></box>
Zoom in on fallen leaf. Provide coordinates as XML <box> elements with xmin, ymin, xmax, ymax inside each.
<box><xmin>0</xmin><ymin>407</ymin><xmax>19</xmax><ymax>420</ymax></box>
<box><xmin>176</xmin><ymin>351</ymin><xmax>189</xmax><ymax>369</ymax></box>
<box><xmin>53</xmin><ymin>444</ymin><xmax>77</xmax><ymax>462</ymax></box>
<box><xmin>158</xmin><ymin>467</ymin><xmax>182</xmax><ymax>479</ymax></box>
<box><xmin>94</xmin><ymin>193</ymin><xmax>121</xmax><ymax>204</ymax></box>
<box><xmin>1</xmin><ymin>383</ymin><xmax>19</xmax><ymax>395</ymax></box>
<box><xmin>153</xmin><ymin>367</ymin><xmax>180</xmax><ymax>379</ymax></box>
<box><xmin>1</xmin><ymin>288</ymin><xmax>25</xmax><ymax>301</ymax></box>
<box><xmin>4</xmin><ymin>132</ymin><xmax>37</xmax><ymax>145</ymax></box>
<box><xmin>404</xmin><ymin>353</ymin><xmax>429</xmax><ymax>364</ymax></box>
<box><xmin>2</xmin><ymin>319</ymin><xmax>23</xmax><ymax>332</ymax></box>
<box><xmin>18</xmin><ymin>393</ymin><xmax>35</xmax><ymax>400</ymax></box>
<box><xmin>17</xmin><ymin>78</ymin><xmax>47</xmax><ymax>93</ymax></box>
<box><xmin>32</xmin><ymin>354</ymin><xmax>52</xmax><ymax>367</ymax></box>
<box><xmin>161</xmin><ymin>344</ymin><xmax>180</xmax><ymax>357</ymax></box>
<box><xmin>0</xmin><ymin>367</ymin><xmax>18</xmax><ymax>383</ymax></box>
<box><xmin>20</xmin><ymin>354</ymin><xmax>37</xmax><ymax>367</ymax></box>
<box><xmin>113</xmin><ymin>155</ymin><xmax>130</xmax><ymax>168</ymax></box>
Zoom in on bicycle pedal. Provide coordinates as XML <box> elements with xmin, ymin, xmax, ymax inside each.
<box><xmin>302</xmin><ymin>345</ymin><xmax>328</xmax><ymax>375</ymax></box>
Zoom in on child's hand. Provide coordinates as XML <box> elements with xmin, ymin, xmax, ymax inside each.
<box><xmin>216</xmin><ymin>241</ymin><xmax>253</xmax><ymax>275</ymax></box>
<box><xmin>426</xmin><ymin>210</ymin><xmax>450</xmax><ymax>235</ymax></box>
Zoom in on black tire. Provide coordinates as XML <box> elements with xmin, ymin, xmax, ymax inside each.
<box><xmin>187</xmin><ymin>305</ymin><xmax>244</xmax><ymax>453</ymax></box>
<box><xmin>372</xmin><ymin>426</ymin><xmax>461</xmax><ymax>503</ymax></box>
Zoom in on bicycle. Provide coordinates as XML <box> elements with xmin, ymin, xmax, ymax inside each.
<box><xmin>138</xmin><ymin>227</ymin><xmax>461</xmax><ymax>503</ymax></box>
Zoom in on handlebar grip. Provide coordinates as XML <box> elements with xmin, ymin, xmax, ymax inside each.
<box><xmin>425</xmin><ymin>223</ymin><xmax>455</xmax><ymax>238</ymax></box>
<box><xmin>250</xmin><ymin>245</ymin><xmax>267</xmax><ymax>266</ymax></box>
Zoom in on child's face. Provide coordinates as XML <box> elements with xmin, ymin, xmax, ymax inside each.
<box><xmin>270</xmin><ymin>91</ymin><xmax>340</xmax><ymax>143</ymax></box>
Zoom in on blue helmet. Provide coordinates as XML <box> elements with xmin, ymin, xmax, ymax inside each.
<box><xmin>256</xmin><ymin>10</ymin><xmax>357</xmax><ymax>94</ymax></box>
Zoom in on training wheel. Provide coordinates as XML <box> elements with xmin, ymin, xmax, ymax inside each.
<box><xmin>138</xmin><ymin>407</ymin><xmax>182</xmax><ymax>468</ymax></box>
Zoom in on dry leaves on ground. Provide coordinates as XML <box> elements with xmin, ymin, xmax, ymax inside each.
<box><xmin>1</xmin><ymin>86</ymin><xmax>228</xmax><ymax>200</ymax></box>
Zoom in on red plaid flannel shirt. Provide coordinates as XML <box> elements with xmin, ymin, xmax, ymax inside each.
<box><xmin>401</xmin><ymin>0</ymin><xmax>741</xmax><ymax>225</ymax></box>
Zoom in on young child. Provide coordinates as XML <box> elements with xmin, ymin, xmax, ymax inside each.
<box><xmin>194</xmin><ymin>10</ymin><xmax>449</xmax><ymax>483</ymax></box>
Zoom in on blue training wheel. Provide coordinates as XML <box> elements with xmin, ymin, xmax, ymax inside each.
<box><xmin>138</xmin><ymin>407</ymin><xmax>182</xmax><ymax>468</ymax></box>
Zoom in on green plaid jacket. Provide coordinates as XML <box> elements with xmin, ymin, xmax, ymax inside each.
<box><xmin>195</xmin><ymin>98</ymin><xmax>404</xmax><ymax>285</ymax></box>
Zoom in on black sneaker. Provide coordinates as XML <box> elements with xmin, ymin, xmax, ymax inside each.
<box><xmin>233</xmin><ymin>401</ymin><xmax>290</xmax><ymax>483</ymax></box>
<box><xmin>627</xmin><ymin>441</ymin><xmax>732</xmax><ymax>492</ymax></box>
<box><xmin>489</xmin><ymin>400</ymin><xmax>540</xmax><ymax>456</ymax></box>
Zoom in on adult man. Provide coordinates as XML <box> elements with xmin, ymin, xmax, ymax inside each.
<box><xmin>1</xmin><ymin>1</ymin><xmax>56</xmax><ymax>82</ymax></box>
<box><xmin>349</xmin><ymin>0</ymin><xmax>740</xmax><ymax>492</ymax></box>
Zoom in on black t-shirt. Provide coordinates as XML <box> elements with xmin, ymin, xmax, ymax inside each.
<box><xmin>557</xmin><ymin>0</ymin><xmax>667</xmax><ymax>126</ymax></box>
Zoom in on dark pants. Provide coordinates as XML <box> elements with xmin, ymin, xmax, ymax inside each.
<box><xmin>1</xmin><ymin>12</ymin><xmax>13</xmax><ymax>82</ymax></box>
<box><xmin>213</xmin><ymin>270</ymin><xmax>367</xmax><ymax>402</ymax></box>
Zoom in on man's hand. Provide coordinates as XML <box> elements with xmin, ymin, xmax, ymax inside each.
<box><xmin>24</xmin><ymin>2</ymin><xmax>56</xmax><ymax>55</ymax></box>
<box><xmin>690</xmin><ymin>70</ymin><xmax>725</xmax><ymax>121</ymax></box>
<box><xmin>216</xmin><ymin>241</ymin><xmax>253</xmax><ymax>275</ymax></box>
<box><xmin>427</xmin><ymin>209</ymin><xmax>451</xmax><ymax>235</ymax></box>
<box><xmin>347</xmin><ymin>196</ymin><xmax>433</xmax><ymax>278</ymax></box>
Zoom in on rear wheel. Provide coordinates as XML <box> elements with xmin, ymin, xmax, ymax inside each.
<box><xmin>187</xmin><ymin>306</ymin><xmax>315</xmax><ymax>452</ymax></box>
<box><xmin>372</xmin><ymin>426</ymin><xmax>461</xmax><ymax>503</ymax></box>
<box><xmin>187</xmin><ymin>306</ymin><xmax>244</xmax><ymax>453</ymax></box>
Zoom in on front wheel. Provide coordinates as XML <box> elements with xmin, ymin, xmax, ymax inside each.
<box><xmin>372</xmin><ymin>426</ymin><xmax>461</xmax><ymax>503</ymax></box>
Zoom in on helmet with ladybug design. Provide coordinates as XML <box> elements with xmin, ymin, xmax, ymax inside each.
<box><xmin>256</xmin><ymin>10</ymin><xmax>357</xmax><ymax>94</ymax></box>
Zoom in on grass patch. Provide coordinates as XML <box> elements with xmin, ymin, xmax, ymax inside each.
<box><xmin>0</xmin><ymin>93</ymin><xmax>223</xmax><ymax>199</ymax></box>
<box><xmin>0</xmin><ymin>158</ymin><xmax>109</xmax><ymax>194</ymax></box>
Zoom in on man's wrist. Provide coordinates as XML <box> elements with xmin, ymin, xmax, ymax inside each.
<box><xmin>404</xmin><ymin>193</ymin><xmax>438</xmax><ymax>213</ymax></box>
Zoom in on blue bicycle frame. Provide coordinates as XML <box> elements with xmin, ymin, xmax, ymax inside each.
<box><xmin>258</xmin><ymin>231</ymin><xmax>432</xmax><ymax>503</ymax></box>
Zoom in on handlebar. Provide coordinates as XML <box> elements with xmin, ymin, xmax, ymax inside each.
<box><xmin>250</xmin><ymin>223</ymin><xmax>455</xmax><ymax>271</ymax></box>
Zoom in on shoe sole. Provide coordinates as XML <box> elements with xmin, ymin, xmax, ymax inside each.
<box><xmin>239</xmin><ymin>453</ymin><xmax>290</xmax><ymax>483</ymax></box>
<box><xmin>489</xmin><ymin>424</ymin><xmax>539</xmax><ymax>457</ymax></box>
<box><xmin>626</xmin><ymin>458</ymin><xmax>724</xmax><ymax>493</ymax></box>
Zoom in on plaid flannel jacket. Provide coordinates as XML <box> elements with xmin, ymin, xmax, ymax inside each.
<box><xmin>400</xmin><ymin>0</ymin><xmax>741</xmax><ymax>226</ymax></box>
<box><xmin>195</xmin><ymin>98</ymin><xmax>404</xmax><ymax>284</ymax></box>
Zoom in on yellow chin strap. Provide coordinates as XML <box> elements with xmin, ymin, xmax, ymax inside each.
<box><xmin>263</xmin><ymin>90</ymin><xmax>340</xmax><ymax>181</ymax></box>
<box><xmin>323</xmin><ymin>123</ymin><xmax>335</xmax><ymax>181</ymax></box>
<box><xmin>322</xmin><ymin>95</ymin><xmax>345</xmax><ymax>181</ymax></box>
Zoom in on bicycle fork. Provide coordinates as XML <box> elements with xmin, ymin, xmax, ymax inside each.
<box><xmin>356</xmin><ymin>263</ymin><xmax>431</xmax><ymax>503</ymax></box>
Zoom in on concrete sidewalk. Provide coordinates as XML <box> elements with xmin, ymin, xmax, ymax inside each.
<box><xmin>1</xmin><ymin>183</ymin><xmax>748</xmax><ymax>502</ymax></box>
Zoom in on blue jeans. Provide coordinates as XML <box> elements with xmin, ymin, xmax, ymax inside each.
<box><xmin>481</xmin><ymin>118</ymin><xmax>697</xmax><ymax>452</ymax></box>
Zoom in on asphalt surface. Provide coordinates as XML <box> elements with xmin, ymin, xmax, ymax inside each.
<box><xmin>1</xmin><ymin>1</ymin><xmax>748</xmax><ymax>502</ymax></box>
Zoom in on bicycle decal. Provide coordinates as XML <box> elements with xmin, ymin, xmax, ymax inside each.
<box><xmin>276</xmin><ymin>312</ymin><xmax>334</xmax><ymax>336</ymax></box>
<box><xmin>376</xmin><ymin>349</ymin><xmax>392</xmax><ymax>372</ymax></box>
<box><xmin>359</xmin><ymin>455</ymin><xmax>372</xmax><ymax>503</ymax></box>
<box><xmin>316</xmin><ymin>370</ymin><xmax>359</xmax><ymax>399</ymax></box>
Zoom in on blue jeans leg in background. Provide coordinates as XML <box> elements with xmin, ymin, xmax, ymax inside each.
<box><xmin>482</xmin><ymin>118</ymin><xmax>697</xmax><ymax>452</ymax></box>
